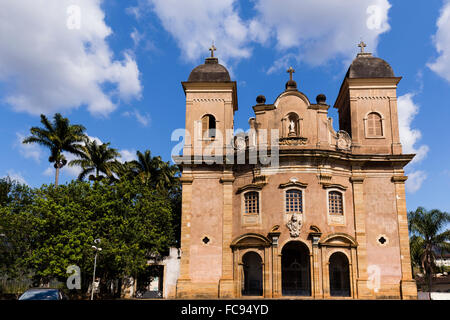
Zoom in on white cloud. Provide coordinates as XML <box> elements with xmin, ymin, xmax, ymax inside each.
<box><xmin>147</xmin><ymin>0</ymin><xmax>391</xmax><ymax>68</ymax></box>
<box><xmin>118</xmin><ymin>149</ymin><xmax>137</xmax><ymax>163</ymax></box>
<box><xmin>15</xmin><ymin>133</ymin><xmax>42</xmax><ymax>163</ymax></box>
<box><xmin>405</xmin><ymin>170</ymin><xmax>427</xmax><ymax>194</ymax></box>
<box><xmin>3</xmin><ymin>170</ymin><xmax>28</xmax><ymax>185</ymax></box>
<box><xmin>428</xmin><ymin>1</ymin><xmax>450</xmax><ymax>82</ymax></box>
<box><xmin>397</xmin><ymin>93</ymin><xmax>429</xmax><ymax>194</ymax></box>
<box><xmin>251</xmin><ymin>0</ymin><xmax>391</xmax><ymax>67</ymax></box>
<box><xmin>149</xmin><ymin>0</ymin><xmax>252</xmax><ymax>62</ymax></box>
<box><xmin>122</xmin><ymin>109</ymin><xmax>151</xmax><ymax>126</ymax></box>
<box><xmin>0</xmin><ymin>0</ymin><xmax>142</xmax><ymax>116</ymax></box>
<box><xmin>397</xmin><ymin>93</ymin><xmax>429</xmax><ymax>164</ymax></box>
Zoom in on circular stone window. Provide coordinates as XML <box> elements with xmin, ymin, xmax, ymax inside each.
<box><xmin>202</xmin><ymin>236</ymin><xmax>210</xmax><ymax>245</ymax></box>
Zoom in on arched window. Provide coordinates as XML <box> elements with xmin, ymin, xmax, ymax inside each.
<box><xmin>367</xmin><ymin>112</ymin><xmax>382</xmax><ymax>137</ymax></box>
<box><xmin>328</xmin><ymin>191</ymin><xmax>343</xmax><ymax>215</ymax></box>
<box><xmin>201</xmin><ymin>114</ymin><xmax>216</xmax><ymax>138</ymax></box>
<box><xmin>244</xmin><ymin>191</ymin><xmax>259</xmax><ymax>214</ymax></box>
<box><xmin>285</xmin><ymin>189</ymin><xmax>303</xmax><ymax>213</ymax></box>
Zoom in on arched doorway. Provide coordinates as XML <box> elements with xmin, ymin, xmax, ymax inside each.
<box><xmin>281</xmin><ymin>241</ymin><xmax>311</xmax><ymax>296</ymax></box>
<box><xmin>329</xmin><ymin>252</ymin><xmax>351</xmax><ymax>297</ymax></box>
<box><xmin>242</xmin><ymin>251</ymin><xmax>263</xmax><ymax>296</ymax></box>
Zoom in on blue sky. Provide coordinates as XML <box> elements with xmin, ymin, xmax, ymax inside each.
<box><xmin>0</xmin><ymin>0</ymin><xmax>449</xmax><ymax>213</ymax></box>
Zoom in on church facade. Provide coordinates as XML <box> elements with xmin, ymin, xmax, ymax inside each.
<box><xmin>174</xmin><ymin>45</ymin><xmax>417</xmax><ymax>299</ymax></box>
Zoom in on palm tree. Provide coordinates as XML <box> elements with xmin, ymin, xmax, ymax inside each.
<box><xmin>408</xmin><ymin>207</ymin><xmax>450</xmax><ymax>293</ymax></box>
<box><xmin>68</xmin><ymin>139</ymin><xmax>121</xmax><ymax>181</ymax></box>
<box><xmin>111</xmin><ymin>161</ymin><xmax>137</xmax><ymax>182</ymax></box>
<box><xmin>129</xmin><ymin>150</ymin><xmax>178</xmax><ymax>191</ymax></box>
<box><xmin>129</xmin><ymin>150</ymin><xmax>159</xmax><ymax>184</ymax></box>
<box><xmin>23</xmin><ymin>113</ymin><xmax>86</xmax><ymax>186</ymax></box>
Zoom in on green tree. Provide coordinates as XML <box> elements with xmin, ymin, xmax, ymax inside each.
<box><xmin>0</xmin><ymin>181</ymin><xmax>35</xmax><ymax>279</ymax></box>
<box><xmin>0</xmin><ymin>179</ymin><xmax>175</xmax><ymax>296</ymax></box>
<box><xmin>22</xmin><ymin>113</ymin><xmax>86</xmax><ymax>186</ymax></box>
<box><xmin>408</xmin><ymin>207</ymin><xmax>450</xmax><ymax>292</ymax></box>
<box><xmin>129</xmin><ymin>150</ymin><xmax>179</xmax><ymax>192</ymax></box>
<box><xmin>68</xmin><ymin>140</ymin><xmax>121</xmax><ymax>181</ymax></box>
<box><xmin>0</xmin><ymin>176</ymin><xmax>14</xmax><ymax>206</ymax></box>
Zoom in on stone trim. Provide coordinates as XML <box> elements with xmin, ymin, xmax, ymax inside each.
<box><xmin>321</xmin><ymin>183</ymin><xmax>348</xmax><ymax>191</ymax></box>
<box><xmin>319</xmin><ymin>233</ymin><xmax>358</xmax><ymax>248</ymax></box>
<box><xmin>278</xmin><ymin>181</ymin><xmax>308</xmax><ymax>189</ymax></box>
<box><xmin>236</xmin><ymin>183</ymin><xmax>266</xmax><ymax>194</ymax></box>
<box><xmin>391</xmin><ymin>175</ymin><xmax>408</xmax><ymax>183</ymax></box>
<box><xmin>180</xmin><ymin>175</ymin><xmax>194</xmax><ymax>184</ymax></box>
<box><xmin>350</xmin><ymin>176</ymin><xmax>365</xmax><ymax>184</ymax></box>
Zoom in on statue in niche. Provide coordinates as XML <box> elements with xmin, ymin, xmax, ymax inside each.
<box><xmin>288</xmin><ymin>119</ymin><xmax>296</xmax><ymax>136</ymax></box>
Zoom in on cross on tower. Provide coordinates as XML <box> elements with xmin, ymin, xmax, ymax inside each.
<box><xmin>358</xmin><ymin>40</ymin><xmax>367</xmax><ymax>53</ymax></box>
<box><xmin>209</xmin><ymin>43</ymin><xmax>217</xmax><ymax>58</ymax></box>
<box><xmin>287</xmin><ymin>66</ymin><xmax>295</xmax><ymax>81</ymax></box>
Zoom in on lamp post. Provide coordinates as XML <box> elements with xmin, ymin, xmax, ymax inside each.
<box><xmin>91</xmin><ymin>239</ymin><xmax>102</xmax><ymax>300</ymax></box>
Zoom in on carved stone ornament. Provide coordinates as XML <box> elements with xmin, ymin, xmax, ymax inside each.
<box><xmin>336</xmin><ymin>130</ymin><xmax>352</xmax><ymax>151</ymax></box>
<box><xmin>279</xmin><ymin>136</ymin><xmax>308</xmax><ymax>146</ymax></box>
<box><xmin>286</xmin><ymin>214</ymin><xmax>302</xmax><ymax>238</ymax></box>
<box><xmin>233</xmin><ymin>135</ymin><xmax>247</xmax><ymax>151</ymax></box>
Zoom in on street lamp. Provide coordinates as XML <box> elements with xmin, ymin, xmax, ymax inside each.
<box><xmin>91</xmin><ymin>239</ymin><xmax>102</xmax><ymax>300</ymax></box>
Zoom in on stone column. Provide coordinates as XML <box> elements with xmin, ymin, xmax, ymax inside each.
<box><xmin>233</xmin><ymin>250</ymin><xmax>239</xmax><ymax>297</ymax></box>
<box><xmin>392</xmin><ymin>175</ymin><xmax>418</xmax><ymax>299</ymax></box>
<box><xmin>350</xmin><ymin>247</ymin><xmax>358</xmax><ymax>299</ymax></box>
<box><xmin>276</xmin><ymin>253</ymin><xmax>282</xmax><ymax>298</ymax></box>
<box><xmin>219</xmin><ymin>172</ymin><xmax>235</xmax><ymax>297</ymax></box>
<box><xmin>310</xmin><ymin>235</ymin><xmax>323</xmax><ymax>298</ymax></box>
<box><xmin>264</xmin><ymin>246</ymin><xmax>272</xmax><ymax>298</ymax></box>
<box><xmin>268</xmin><ymin>232</ymin><xmax>280</xmax><ymax>298</ymax></box>
<box><xmin>322</xmin><ymin>248</ymin><xmax>330</xmax><ymax>298</ymax></box>
<box><xmin>350</xmin><ymin>174</ymin><xmax>372</xmax><ymax>298</ymax></box>
<box><xmin>176</xmin><ymin>174</ymin><xmax>194</xmax><ymax>297</ymax></box>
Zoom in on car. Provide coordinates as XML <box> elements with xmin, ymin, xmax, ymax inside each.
<box><xmin>18</xmin><ymin>288</ymin><xmax>68</xmax><ymax>300</ymax></box>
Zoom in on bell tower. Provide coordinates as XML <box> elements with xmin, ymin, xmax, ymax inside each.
<box><xmin>334</xmin><ymin>41</ymin><xmax>403</xmax><ymax>155</ymax></box>
<box><xmin>176</xmin><ymin>47</ymin><xmax>238</xmax><ymax>298</ymax></box>
<box><xmin>181</xmin><ymin>46</ymin><xmax>238</xmax><ymax>159</ymax></box>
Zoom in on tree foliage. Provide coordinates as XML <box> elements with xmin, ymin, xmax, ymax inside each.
<box><xmin>68</xmin><ymin>140</ymin><xmax>121</xmax><ymax>181</ymax></box>
<box><xmin>22</xmin><ymin>113</ymin><xmax>86</xmax><ymax>185</ymax></box>
<box><xmin>408</xmin><ymin>207</ymin><xmax>450</xmax><ymax>292</ymax></box>
<box><xmin>0</xmin><ymin>178</ymin><xmax>176</xmax><ymax>295</ymax></box>
<box><xmin>3</xmin><ymin>113</ymin><xmax>181</xmax><ymax>298</ymax></box>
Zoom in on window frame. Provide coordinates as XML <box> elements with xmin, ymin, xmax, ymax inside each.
<box><xmin>201</xmin><ymin>114</ymin><xmax>217</xmax><ymax>140</ymax></box>
<box><xmin>363</xmin><ymin>111</ymin><xmax>385</xmax><ymax>139</ymax></box>
<box><xmin>284</xmin><ymin>188</ymin><xmax>305</xmax><ymax>215</ymax></box>
<box><xmin>242</xmin><ymin>190</ymin><xmax>261</xmax><ymax>216</ymax></box>
<box><xmin>326</xmin><ymin>189</ymin><xmax>346</xmax><ymax>226</ymax></box>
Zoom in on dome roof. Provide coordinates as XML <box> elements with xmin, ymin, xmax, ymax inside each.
<box><xmin>346</xmin><ymin>53</ymin><xmax>395</xmax><ymax>78</ymax></box>
<box><xmin>188</xmin><ymin>57</ymin><xmax>231</xmax><ymax>82</ymax></box>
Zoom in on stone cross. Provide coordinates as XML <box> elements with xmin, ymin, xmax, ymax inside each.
<box><xmin>287</xmin><ymin>66</ymin><xmax>295</xmax><ymax>81</ymax></box>
<box><xmin>209</xmin><ymin>43</ymin><xmax>217</xmax><ymax>58</ymax></box>
<box><xmin>358</xmin><ymin>40</ymin><xmax>367</xmax><ymax>53</ymax></box>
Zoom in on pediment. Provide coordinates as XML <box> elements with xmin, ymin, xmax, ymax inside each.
<box><xmin>231</xmin><ymin>233</ymin><xmax>272</xmax><ymax>248</ymax></box>
<box><xmin>319</xmin><ymin>233</ymin><xmax>357</xmax><ymax>248</ymax></box>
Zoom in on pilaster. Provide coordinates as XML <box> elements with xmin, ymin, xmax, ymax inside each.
<box><xmin>350</xmin><ymin>174</ymin><xmax>372</xmax><ymax>298</ymax></box>
<box><xmin>219</xmin><ymin>172</ymin><xmax>235</xmax><ymax>298</ymax></box>
<box><xmin>392</xmin><ymin>175</ymin><xmax>418</xmax><ymax>299</ymax></box>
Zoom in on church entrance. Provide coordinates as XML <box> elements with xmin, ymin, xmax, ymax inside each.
<box><xmin>329</xmin><ymin>252</ymin><xmax>351</xmax><ymax>297</ymax></box>
<box><xmin>281</xmin><ymin>241</ymin><xmax>311</xmax><ymax>296</ymax></box>
<box><xmin>242</xmin><ymin>251</ymin><xmax>263</xmax><ymax>296</ymax></box>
